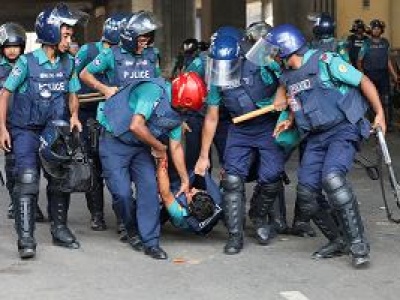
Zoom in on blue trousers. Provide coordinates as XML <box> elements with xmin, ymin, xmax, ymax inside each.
<box><xmin>99</xmin><ymin>133</ymin><xmax>160</xmax><ymax>247</ymax></box>
<box><xmin>223</xmin><ymin>116</ymin><xmax>285</xmax><ymax>184</ymax></box>
<box><xmin>298</xmin><ymin>122</ymin><xmax>362</xmax><ymax>191</ymax></box>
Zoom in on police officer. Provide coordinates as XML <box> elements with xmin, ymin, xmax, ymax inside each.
<box><xmin>0</xmin><ymin>4</ymin><xmax>88</xmax><ymax>258</ymax></box>
<box><xmin>245</xmin><ymin>21</ymin><xmax>290</xmax><ymax>235</ymax></box>
<box><xmin>80</xmin><ymin>11</ymin><xmax>172</xmax><ymax>259</ymax></box>
<box><xmin>0</xmin><ymin>22</ymin><xmax>45</xmax><ymax>222</ymax></box>
<box><xmin>310</xmin><ymin>12</ymin><xmax>349</xmax><ymax>62</ymax></box>
<box><xmin>171</xmin><ymin>38</ymin><xmax>198</xmax><ymax>78</ymax></box>
<box><xmin>88</xmin><ymin>72</ymin><xmax>204</xmax><ymax>259</ymax></box>
<box><xmin>347</xmin><ymin>19</ymin><xmax>368</xmax><ymax>67</ymax></box>
<box><xmin>75</xmin><ymin>13</ymin><xmax>130</xmax><ymax>232</ymax></box>
<box><xmin>357</xmin><ymin>19</ymin><xmax>399</xmax><ymax>131</ymax></box>
<box><xmin>195</xmin><ymin>32</ymin><xmax>287</xmax><ymax>255</ymax></box>
<box><xmin>255</xmin><ymin>24</ymin><xmax>385</xmax><ymax>267</ymax></box>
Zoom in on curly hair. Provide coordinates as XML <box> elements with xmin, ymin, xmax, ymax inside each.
<box><xmin>188</xmin><ymin>192</ymin><xmax>215</xmax><ymax>222</ymax></box>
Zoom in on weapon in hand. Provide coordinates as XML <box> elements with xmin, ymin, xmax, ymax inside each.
<box><xmin>78</xmin><ymin>93</ymin><xmax>106</xmax><ymax>103</ymax></box>
<box><xmin>375</xmin><ymin>126</ymin><xmax>400</xmax><ymax>223</ymax></box>
<box><xmin>232</xmin><ymin>104</ymin><xmax>275</xmax><ymax>124</ymax></box>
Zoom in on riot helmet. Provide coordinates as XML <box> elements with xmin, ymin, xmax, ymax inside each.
<box><xmin>172</xmin><ymin>72</ymin><xmax>207</xmax><ymax>111</ymax></box>
<box><xmin>246</xmin><ymin>24</ymin><xmax>306</xmax><ymax>66</ymax></box>
<box><xmin>0</xmin><ymin>22</ymin><xmax>26</xmax><ymax>51</ymax></box>
<box><xmin>120</xmin><ymin>10</ymin><xmax>161</xmax><ymax>52</ymax></box>
<box><xmin>39</xmin><ymin>120</ymin><xmax>78</xmax><ymax>179</ymax></box>
<box><xmin>206</xmin><ymin>34</ymin><xmax>242</xmax><ymax>86</ymax></box>
<box><xmin>102</xmin><ymin>13</ymin><xmax>131</xmax><ymax>45</ymax></box>
<box><xmin>246</xmin><ymin>21</ymin><xmax>272</xmax><ymax>44</ymax></box>
<box><xmin>35</xmin><ymin>3</ymin><xmax>89</xmax><ymax>45</ymax></box>
<box><xmin>369</xmin><ymin>19</ymin><xmax>385</xmax><ymax>34</ymax></box>
<box><xmin>311</xmin><ymin>12</ymin><xmax>335</xmax><ymax>39</ymax></box>
<box><xmin>350</xmin><ymin>19</ymin><xmax>366</xmax><ymax>33</ymax></box>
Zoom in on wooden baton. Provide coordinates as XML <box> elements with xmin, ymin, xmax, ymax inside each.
<box><xmin>78</xmin><ymin>92</ymin><xmax>106</xmax><ymax>103</ymax></box>
<box><xmin>232</xmin><ymin>104</ymin><xmax>275</xmax><ymax>124</ymax></box>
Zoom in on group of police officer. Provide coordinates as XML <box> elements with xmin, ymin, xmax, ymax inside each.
<box><xmin>0</xmin><ymin>3</ymin><xmax>394</xmax><ymax>268</ymax></box>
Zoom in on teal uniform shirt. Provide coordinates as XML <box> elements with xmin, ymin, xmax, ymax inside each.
<box><xmin>0</xmin><ymin>56</ymin><xmax>13</xmax><ymax>86</ymax></box>
<box><xmin>4</xmin><ymin>48</ymin><xmax>80</xmax><ymax>94</ymax></box>
<box><xmin>74</xmin><ymin>41</ymin><xmax>106</xmax><ymax>74</ymax></box>
<box><xmin>302</xmin><ymin>49</ymin><xmax>363</xmax><ymax>93</ymax></box>
<box><xmin>98</xmin><ymin>81</ymin><xmax>182</xmax><ymax>141</ymax></box>
<box><xmin>85</xmin><ymin>46</ymin><xmax>162</xmax><ymax>80</ymax></box>
<box><xmin>166</xmin><ymin>200</ymin><xmax>190</xmax><ymax>229</ymax></box>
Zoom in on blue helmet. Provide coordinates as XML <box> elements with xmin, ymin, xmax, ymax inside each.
<box><xmin>266</xmin><ymin>24</ymin><xmax>306</xmax><ymax>58</ymax></box>
<box><xmin>120</xmin><ymin>10</ymin><xmax>161</xmax><ymax>52</ymax></box>
<box><xmin>207</xmin><ymin>35</ymin><xmax>242</xmax><ymax>86</ymax></box>
<box><xmin>102</xmin><ymin>13</ymin><xmax>131</xmax><ymax>45</ymax></box>
<box><xmin>312</xmin><ymin>12</ymin><xmax>335</xmax><ymax>39</ymax></box>
<box><xmin>35</xmin><ymin>3</ymin><xmax>89</xmax><ymax>45</ymax></box>
<box><xmin>212</xmin><ymin>26</ymin><xmax>244</xmax><ymax>43</ymax></box>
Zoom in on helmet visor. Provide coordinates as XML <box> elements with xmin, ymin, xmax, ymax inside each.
<box><xmin>205</xmin><ymin>56</ymin><xmax>242</xmax><ymax>87</ymax></box>
<box><xmin>49</xmin><ymin>4</ymin><xmax>89</xmax><ymax>27</ymax></box>
<box><xmin>245</xmin><ymin>38</ymin><xmax>279</xmax><ymax>66</ymax></box>
<box><xmin>124</xmin><ymin>11</ymin><xmax>162</xmax><ymax>35</ymax></box>
<box><xmin>0</xmin><ymin>23</ymin><xmax>26</xmax><ymax>46</ymax></box>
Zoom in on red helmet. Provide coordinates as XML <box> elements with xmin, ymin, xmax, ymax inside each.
<box><xmin>172</xmin><ymin>72</ymin><xmax>207</xmax><ymax>111</ymax></box>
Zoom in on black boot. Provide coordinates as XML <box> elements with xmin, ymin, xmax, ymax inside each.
<box><xmin>249</xmin><ymin>181</ymin><xmax>282</xmax><ymax>245</ymax></box>
<box><xmin>290</xmin><ymin>197</ymin><xmax>317</xmax><ymax>237</ymax></box>
<box><xmin>222</xmin><ymin>175</ymin><xmax>245</xmax><ymax>255</ymax></box>
<box><xmin>86</xmin><ymin>186</ymin><xmax>107</xmax><ymax>231</ymax></box>
<box><xmin>48</xmin><ymin>189</ymin><xmax>80</xmax><ymax>249</ymax></box>
<box><xmin>312</xmin><ymin>208</ymin><xmax>347</xmax><ymax>259</ymax></box>
<box><xmin>86</xmin><ymin>160</ymin><xmax>107</xmax><ymax>231</ymax></box>
<box><xmin>323</xmin><ymin>173</ymin><xmax>370</xmax><ymax>268</ymax></box>
<box><xmin>268</xmin><ymin>187</ymin><xmax>289</xmax><ymax>234</ymax></box>
<box><xmin>15</xmin><ymin>196</ymin><xmax>37</xmax><ymax>259</ymax></box>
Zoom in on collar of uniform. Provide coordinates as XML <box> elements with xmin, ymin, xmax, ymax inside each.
<box><xmin>34</xmin><ymin>48</ymin><xmax>61</xmax><ymax>65</ymax></box>
<box><xmin>322</xmin><ymin>37</ymin><xmax>335</xmax><ymax>43</ymax></box>
<box><xmin>302</xmin><ymin>49</ymin><xmax>318</xmax><ymax>65</ymax></box>
<box><xmin>120</xmin><ymin>47</ymin><xmax>129</xmax><ymax>54</ymax></box>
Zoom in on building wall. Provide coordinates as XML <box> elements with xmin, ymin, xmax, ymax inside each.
<box><xmin>336</xmin><ymin>0</ymin><xmax>391</xmax><ymax>41</ymax></box>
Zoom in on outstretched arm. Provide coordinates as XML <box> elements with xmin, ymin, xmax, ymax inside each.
<box><xmin>156</xmin><ymin>158</ymin><xmax>175</xmax><ymax>207</ymax></box>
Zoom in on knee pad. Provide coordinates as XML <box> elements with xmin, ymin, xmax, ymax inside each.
<box><xmin>322</xmin><ymin>172</ymin><xmax>353</xmax><ymax>208</ymax></box>
<box><xmin>296</xmin><ymin>184</ymin><xmax>319</xmax><ymax>217</ymax></box>
<box><xmin>221</xmin><ymin>174</ymin><xmax>244</xmax><ymax>193</ymax></box>
<box><xmin>15</xmin><ymin>169</ymin><xmax>39</xmax><ymax>196</ymax></box>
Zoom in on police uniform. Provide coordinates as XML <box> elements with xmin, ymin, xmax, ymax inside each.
<box><xmin>4</xmin><ymin>47</ymin><xmax>81</xmax><ymax>254</ymax></box>
<box><xmin>280</xmin><ymin>49</ymin><xmax>370</xmax><ymax>263</ymax></box>
<box><xmin>75</xmin><ymin>41</ymin><xmax>109</xmax><ymax>230</ymax></box>
<box><xmin>347</xmin><ymin>33</ymin><xmax>368</xmax><ymax>67</ymax></box>
<box><xmin>99</xmin><ymin>79</ymin><xmax>182</xmax><ymax>258</ymax></box>
<box><xmin>208</xmin><ymin>58</ymin><xmax>286</xmax><ymax>253</ymax></box>
<box><xmin>310</xmin><ymin>37</ymin><xmax>350</xmax><ymax>62</ymax></box>
<box><xmin>358</xmin><ymin>37</ymin><xmax>393</xmax><ymax>127</ymax></box>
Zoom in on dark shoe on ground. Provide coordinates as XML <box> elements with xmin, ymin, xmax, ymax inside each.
<box><xmin>255</xmin><ymin>225</ymin><xmax>276</xmax><ymax>245</ymax></box>
<box><xmin>51</xmin><ymin>225</ymin><xmax>80</xmax><ymax>249</ymax></box>
<box><xmin>223</xmin><ymin>233</ymin><xmax>243</xmax><ymax>255</ymax></box>
<box><xmin>290</xmin><ymin>221</ymin><xmax>317</xmax><ymax>237</ymax></box>
<box><xmin>127</xmin><ymin>235</ymin><xmax>144</xmax><ymax>252</ymax></box>
<box><xmin>312</xmin><ymin>238</ymin><xmax>347</xmax><ymax>259</ymax></box>
<box><xmin>18</xmin><ymin>238</ymin><xmax>36</xmax><ymax>259</ymax></box>
<box><xmin>144</xmin><ymin>246</ymin><xmax>168</xmax><ymax>260</ymax></box>
<box><xmin>90</xmin><ymin>214</ymin><xmax>107</xmax><ymax>231</ymax></box>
